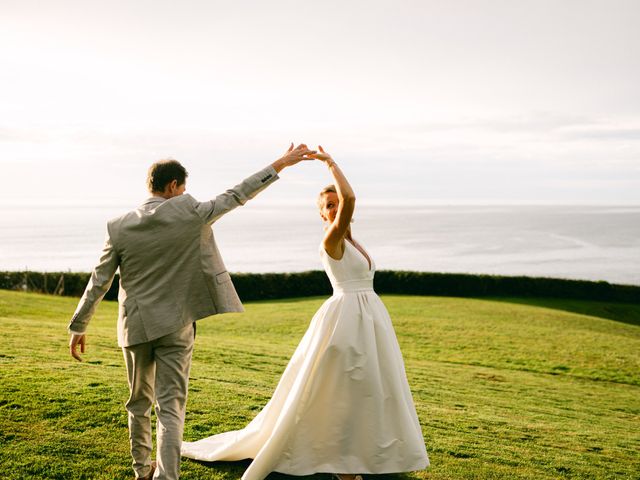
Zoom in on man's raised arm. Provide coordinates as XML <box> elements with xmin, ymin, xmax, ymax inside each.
<box><xmin>194</xmin><ymin>143</ymin><xmax>316</xmax><ymax>225</ymax></box>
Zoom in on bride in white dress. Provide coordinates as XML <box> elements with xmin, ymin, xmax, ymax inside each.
<box><xmin>181</xmin><ymin>146</ymin><xmax>429</xmax><ymax>480</ymax></box>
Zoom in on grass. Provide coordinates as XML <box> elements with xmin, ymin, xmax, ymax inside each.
<box><xmin>0</xmin><ymin>290</ymin><xmax>639</xmax><ymax>479</ymax></box>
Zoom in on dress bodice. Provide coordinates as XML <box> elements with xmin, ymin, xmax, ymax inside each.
<box><xmin>320</xmin><ymin>239</ymin><xmax>376</xmax><ymax>293</ymax></box>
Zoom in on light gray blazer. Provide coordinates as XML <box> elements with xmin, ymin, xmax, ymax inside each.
<box><xmin>68</xmin><ymin>165</ymin><xmax>278</xmax><ymax>347</ymax></box>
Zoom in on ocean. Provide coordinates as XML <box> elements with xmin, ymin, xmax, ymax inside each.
<box><xmin>1</xmin><ymin>204</ymin><xmax>639</xmax><ymax>286</ymax></box>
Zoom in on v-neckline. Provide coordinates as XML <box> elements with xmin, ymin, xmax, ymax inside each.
<box><xmin>346</xmin><ymin>238</ymin><xmax>372</xmax><ymax>271</ymax></box>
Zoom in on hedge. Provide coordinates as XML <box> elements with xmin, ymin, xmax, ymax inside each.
<box><xmin>0</xmin><ymin>271</ymin><xmax>121</xmax><ymax>301</ymax></box>
<box><xmin>1</xmin><ymin>270</ymin><xmax>639</xmax><ymax>304</ymax></box>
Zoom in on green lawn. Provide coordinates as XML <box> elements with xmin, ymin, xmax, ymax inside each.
<box><xmin>1</xmin><ymin>290</ymin><xmax>639</xmax><ymax>479</ymax></box>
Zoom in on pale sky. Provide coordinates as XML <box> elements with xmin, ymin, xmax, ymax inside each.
<box><xmin>2</xmin><ymin>0</ymin><xmax>639</xmax><ymax>206</ymax></box>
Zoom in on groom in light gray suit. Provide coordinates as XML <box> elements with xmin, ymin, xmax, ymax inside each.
<box><xmin>67</xmin><ymin>143</ymin><xmax>315</xmax><ymax>480</ymax></box>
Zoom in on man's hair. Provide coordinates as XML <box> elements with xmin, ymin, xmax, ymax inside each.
<box><xmin>147</xmin><ymin>159</ymin><xmax>188</xmax><ymax>193</ymax></box>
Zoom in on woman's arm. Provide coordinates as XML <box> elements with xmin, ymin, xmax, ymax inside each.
<box><xmin>312</xmin><ymin>146</ymin><xmax>356</xmax><ymax>258</ymax></box>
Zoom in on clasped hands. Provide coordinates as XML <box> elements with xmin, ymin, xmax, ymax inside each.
<box><xmin>273</xmin><ymin>143</ymin><xmax>334</xmax><ymax>172</ymax></box>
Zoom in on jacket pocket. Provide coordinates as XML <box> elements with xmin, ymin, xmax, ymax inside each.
<box><xmin>215</xmin><ymin>271</ymin><xmax>231</xmax><ymax>284</ymax></box>
<box><xmin>119</xmin><ymin>298</ymin><xmax>145</xmax><ymax>346</ymax></box>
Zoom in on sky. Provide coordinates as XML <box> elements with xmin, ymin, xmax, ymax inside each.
<box><xmin>2</xmin><ymin>0</ymin><xmax>640</xmax><ymax>206</ymax></box>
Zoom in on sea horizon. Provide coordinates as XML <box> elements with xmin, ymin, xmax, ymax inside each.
<box><xmin>1</xmin><ymin>203</ymin><xmax>639</xmax><ymax>286</ymax></box>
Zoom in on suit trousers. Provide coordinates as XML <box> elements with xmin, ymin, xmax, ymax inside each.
<box><xmin>123</xmin><ymin>322</ymin><xmax>195</xmax><ymax>480</ymax></box>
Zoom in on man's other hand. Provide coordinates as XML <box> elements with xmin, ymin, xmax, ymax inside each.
<box><xmin>69</xmin><ymin>333</ymin><xmax>86</xmax><ymax>362</ymax></box>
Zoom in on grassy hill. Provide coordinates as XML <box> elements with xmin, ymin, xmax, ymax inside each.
<box><xmin>0</xmin><ymin>290</ymin><xmax>638</xmax><ymax>479</ymax></box>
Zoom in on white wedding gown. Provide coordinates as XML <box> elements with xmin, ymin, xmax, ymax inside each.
<box><xmin>181</xmin><ymin>240</ymin><xmax>429</xmax><ymax>479</ymax></box>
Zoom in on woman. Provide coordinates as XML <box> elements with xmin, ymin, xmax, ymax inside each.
<box><xmin>181</xmin><ymin>147</ymin><xmax>429</xmax><ymax>480</ymax></box>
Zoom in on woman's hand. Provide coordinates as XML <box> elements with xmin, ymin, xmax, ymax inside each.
<box><xmin>309</xmin><ymin>145</ymin><xmax>334</xmax><ymax>164</ymax></box>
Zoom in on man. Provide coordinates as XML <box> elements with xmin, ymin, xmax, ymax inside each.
<box><xmin>68</xmin><ymin>143</ymin><xmax>315</xmax><ymax>480</ymax></box>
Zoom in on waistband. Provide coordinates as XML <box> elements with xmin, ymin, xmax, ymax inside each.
<box><xmin>332</xmin><ymin>279</ymin><xmax>374</xmax><ymax>294</ymax></box>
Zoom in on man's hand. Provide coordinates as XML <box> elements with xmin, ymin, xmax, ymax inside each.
<box><xmin>69</xmin><ymin>333</ymin><xmax>86</xmax><ymax>362</ymax></box>
<box><xmin>272</xmin><ymin>143</ymin><xmax>317</xmax><ymax>173</ymax></box>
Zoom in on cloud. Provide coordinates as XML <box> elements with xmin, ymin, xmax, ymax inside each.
<box><xmin>3</xmin><ymin>110</ymin><xmax>640</xmax><ymax>205</ymax></box>
<box><xmin>556</xmin><ymin>125</ymin><xmax>640</xmax><ymax>141</ymax></box>
<box><xmin>0</xmin><ymin>127</ymin><xmax>49</xmax><ymax>143</ymax></box>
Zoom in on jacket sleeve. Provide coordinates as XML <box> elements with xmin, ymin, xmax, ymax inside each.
<box><xmin>67</xmin><ymin>225</ymin><xmax>120</xmax><ymax>334</ymax></box>
<box><xmin>193</xmin><ymin>165</ymin><xmax>279</xmax><ymax>225</ymax></box>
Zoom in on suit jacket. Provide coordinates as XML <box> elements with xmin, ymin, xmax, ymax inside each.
<box><xmin>68</xmin><ymin>165</ymin><xmax>278</xmax><ymax>347</ymax></box>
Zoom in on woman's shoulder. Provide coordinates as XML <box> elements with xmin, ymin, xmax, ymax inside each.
<box><xmin>320</xmin><ymin>240</ymin><xmax>349</xmax><ymax>262</ymax></box>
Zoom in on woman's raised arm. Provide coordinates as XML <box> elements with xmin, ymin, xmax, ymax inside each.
<box><xmin>311</xmin><ymin>146</ymin><xmax>356</xmax><ymax>259</ymax></box>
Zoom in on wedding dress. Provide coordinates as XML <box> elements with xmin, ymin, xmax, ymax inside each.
<box><xmin>181</xmin><ymin>239</ymin><xmax>429</xmax><ymax>479</ymax></box>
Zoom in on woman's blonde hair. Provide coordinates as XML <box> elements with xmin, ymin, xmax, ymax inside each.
<box><xmin>317</xmin><ymin>184</ymin><xmax>337</xmax><ymax>208</ymax></box>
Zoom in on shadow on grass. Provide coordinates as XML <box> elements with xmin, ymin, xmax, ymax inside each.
<box><xmin>251</xmin><ymin>294</ymin><xmax>640</xmax><ymax>327</ymax></box>
<box><xmin>186</xmin><ymin>458</ymin><xmax>412</xmax><ymax>480</ymax></box>
<box><xmin>246</xmin><ymin>296</ymin><xmax>327</xmax><ymax>305</ymax></box>
<box><xmin>486</xmin><ymin>296</ymin><xmax>640</xmax><ymax>327</ymax></box>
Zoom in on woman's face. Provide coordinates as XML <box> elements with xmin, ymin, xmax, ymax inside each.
<box><xmin>319</xmin><ymin>192</ymin><xmax>339</xmax><ymax>224</ymax></box>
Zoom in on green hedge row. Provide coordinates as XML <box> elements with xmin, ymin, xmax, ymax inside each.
<box><xmin>373</xmin><ymin>271</ymin><xmax>640</xmax><ymax>304</ymax></box>
<box><xmin>2</xmin><ymin>270</ymin><xmax>639</xmax><ymax>304</ymax></box>
<box><xmin>0</xmin><ymin>271</ymin><xmax>120</xmax><ymax>300</ymax></box>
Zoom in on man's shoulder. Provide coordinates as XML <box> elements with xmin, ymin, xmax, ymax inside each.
<box><xmin>162</xmin><ymin>193</ymin><xmax>199</xmax><ymax>213</ymax></box>
<box><xmin>173</xmin><ymin>193</ymin><xmax>198</xmax><ymax>206</ymax></box>
<box><xmin>107</xmin><ymin>195</ymin><xmax>200</xmax><ymax>226</ymax></box>
<box><xmin>107</xmin><ymin>208</ymin><xmax>136</xmax><ymax>226</ymax></box>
